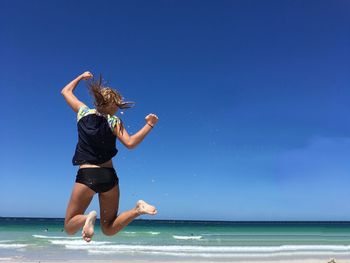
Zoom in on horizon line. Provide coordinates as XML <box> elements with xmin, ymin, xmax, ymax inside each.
<box><xmin>2</xmin><ymin>217</ymin><xmax>350</xmax><ymax>224</ymax></box>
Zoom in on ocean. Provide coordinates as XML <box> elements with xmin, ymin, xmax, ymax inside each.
<box><xmin>1</xmin><ymin>218</ymin><xmax>350</xmax><ymax>261</ymax></box>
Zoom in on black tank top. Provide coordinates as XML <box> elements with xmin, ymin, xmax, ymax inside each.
<box><xmin>72</xmin><ymin>106</ymin><xmax>120</xmax><ymax>165</ymax></box>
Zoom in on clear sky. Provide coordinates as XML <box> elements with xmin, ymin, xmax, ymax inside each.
<box><xmin>0</xmin><ymin>0</ymin><xmax>350</xmax><ymax>220</ymax></box>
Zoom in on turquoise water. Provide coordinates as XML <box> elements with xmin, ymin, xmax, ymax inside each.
<box><xmin>1</xmin><ymin>218</ymin><xmax>350</xmax><ymax>261</ymax></box>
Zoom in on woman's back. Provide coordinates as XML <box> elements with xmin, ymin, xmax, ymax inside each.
<box><xmin>73</xmin><ymin>106</ymin><xmax>120</xmax><ymax>166</ymax></box>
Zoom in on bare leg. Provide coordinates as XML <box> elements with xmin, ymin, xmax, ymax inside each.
<box><xmin>98</xmin><ymin>185</ymin><xmax>157</xmax><ymax>236</ymax></box>
<box><xmin>64</xmin><ymin>183</ymin><xmax>95</xmax><ymax>241</ymax></box>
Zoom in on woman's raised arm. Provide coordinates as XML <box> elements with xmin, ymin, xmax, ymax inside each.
<box><xmin>115</xmin><ymin>114</ymin><xmax>158</xmax><ymax>149</ymax></box>
<box><xmin>61</xmin><ymin>71</ymin><xmax>93</xmax><ymax>112</ymax></box>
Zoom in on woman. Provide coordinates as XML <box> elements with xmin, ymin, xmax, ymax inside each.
<box><xmin>61</xmin><ymin>71</ymin><xmax>158</xmax><ymax>242</ymax></box>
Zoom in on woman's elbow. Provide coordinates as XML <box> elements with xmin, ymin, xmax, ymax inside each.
<box><xmin>124</xmin><ymin>140</ymin><xmax>137</xmax><ymax>149</ymax></box>
<box><xmin>61</xmin><ymin>87</ymin><xmax>73</xmax><ymax>96</ymax></box>
<box><xmin>61</xmin><ymin>88</ymin><xmax>67</xmax><ymax>96</ymax></box>
<box><xmin>126</xmin><ymin>143</ymin><xmax>136</xmax><ymax>149</ymax></box>
<box><xmin>120</xmin><ymin>137</ymin><xmax>137</xmax><ymax>149</ymax></box>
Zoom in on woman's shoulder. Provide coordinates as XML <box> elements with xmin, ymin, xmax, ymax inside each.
<box><xmin>106</xmin><ymin>114</ymin><xmax>121</xmax><ymax>131</ymax></box>
<box><xmin>77</xmin><ymin>105</ymin><xmax>121</xmax><ymax>132</ymax></box>
<box><xmin>77</xmin><ymin>105</ymin><xmax>97</xmax><ymax>122</ymax></box>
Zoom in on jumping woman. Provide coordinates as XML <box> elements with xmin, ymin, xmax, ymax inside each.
<box><xmin>61</xmin><ymin>71</ymin><xmax>158</xmax><ymax>242</ymax></box>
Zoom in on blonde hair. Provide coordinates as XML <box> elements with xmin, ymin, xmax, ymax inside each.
<box><xmin>88</xmin><ymin>75</ymin><xmax>134</xmax><ymax>133</ymax></box>
<box><xmin>88</xmin><ymin>75</ymin><xmax>134</xmax><ymax>114</ymax></box>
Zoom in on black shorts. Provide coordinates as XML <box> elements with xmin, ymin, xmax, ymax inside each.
<box><xmin>75</xmin><ymin>167</ymin><xmax>119</xmax><ymax>193</ymax></box>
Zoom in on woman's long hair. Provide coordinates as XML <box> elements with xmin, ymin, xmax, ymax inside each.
<box><xmin>88</xmin><ymin>75</ymin><xmax>134</xmax><ymax>133</ymax></box>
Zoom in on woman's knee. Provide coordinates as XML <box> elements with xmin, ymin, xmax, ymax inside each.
<box><xmin>101</xmin><ymin>222</ymin><xmax>119</xmax><ymax>236</ymax></box>
<box><xmin>64</xmin><ymin>218</ymin><xmax>78</xmax><ymax>235</ymax></box>
<box><xmin>101</xmin><ymin>226</ymin><xmax>116</xmax><ymax>236</ymax></box>
<box><xmin>64</xmin><ymin>223</ymin><xmax>77</xmax><ymax>235</ymax></box>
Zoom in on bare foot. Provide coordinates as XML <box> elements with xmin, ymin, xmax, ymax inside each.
<box><xmin>82</xmin><ymin>211</ymin><xmax>97</xmax><ymax>242</ymax></box>
<box><xmin>136</xmin><ymin>200</ymin><xmax>157</xmax><ymax>215</ymax></box>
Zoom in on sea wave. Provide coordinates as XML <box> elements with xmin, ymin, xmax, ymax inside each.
<box><xmin>82</xmin><ymin>244</ymin><xmax>350</xmax><ymax>258</ymax></box>
<box><xmin>200</xmin><ymin>233</ymin><xmax>350</xmax><ymax>240</ymax></box>
<box><xmin>49</xmin><ymin>240</ymin><xmax>111</xmax><ymax>246</ymax></box>
<box><xmin>87</xmin><ymin>250</ymin><xmax>350</xmax><ymax>258</ymax></box>
<box><xmin>120</xmin><ymin>231</ymin><xmax>160</xmax><ymax>236</ymax></box>
<box><xmin>39</xmin><ymin>242</ymin><xmax>350</xmax><ymax>258</ymax></box>
<box><xmin>60</xmin><ymin>244</ymin><xmax>350</xmax><ymax>253</ymax></box>
<box><xmin>173</xmin><ymin>235</ymin><xmax>202</xmax><ymax>240</ymax></box>
<box><xmin>0</xmin><ymin>240</ymin><xmax>14</xmax><ymax>243</ymax></box>
<box><xmin>148</xmin><ymin>232</ymin><xmax>160</xmax><ymax>235</ymax></box>
<box><xmin>33</xmin><ymin>234</ymin><xmax>80</xmax><ymax>239</ymax></box>
<box><xmin>0</xmin><ymin>244</ymin><xmax>28</xmax><ymax>249</ymax></box>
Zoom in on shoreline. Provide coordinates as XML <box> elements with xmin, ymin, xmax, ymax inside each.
<box><xmin>3</xmin><ymin>217</ymin><xmax>350</xmax><ymax>224</ymax></box>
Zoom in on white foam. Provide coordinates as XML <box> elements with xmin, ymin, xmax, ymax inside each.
<box><xmin>62</xmin><ymin>244</ymin><xmax>350</xmax><ymax>253</ymax></box>
<box><xmin>0</xmin><ymin>244</ymin><xmax>28</xmax><ymax>249</ymax></box>
<box><xmin>33</xmin><ymin>234</ymin><xmax>80</xmax><ymax>239</ymax></box>
<box><xmin>0</xmin><ymin>240</ymin><xmax>14</xmax><ymax>243</ymax></box>
<box><xmin>43</xmin><ymin>237</ymin><xmax>350</xmax><ymax>259</ymax></box>
<box><xmin>66</xmin><ymin>245</ymin><xmax>95</xmax><ymax>250</ymax></box>
<box><xmin>148</xmin><ymin>232</ymin><xmax>160</xmax><ymax>235</ymax></box>
<box><xmin>173</xmin><ymin>235</ymin><xmax>202</xmax><ymax>240</ymax></box>
<box><xmin>49</xmin><ymin>240</ymin><xmax>111</xmax><ymax>246</ymax></box>
<box><xmin>88</xmin><ymin>250</ymin><xmax>120</xmax><ymax>255</ymax></box>
<box><xmin>86</xmin><ymin>249</ymin><xmax>350</xmax><ymax>258</ymax></box>
<box><xmin>121</xmin><ymin>231</ymin><xmax>160</xmax><ymax>235</ymax></box>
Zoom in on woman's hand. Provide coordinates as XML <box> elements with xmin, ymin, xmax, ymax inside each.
<box><xmin>145</xmin><ymin>114</ymin><xmax>159</xmax><ymax>127</ymax></box>
<box><xmin>61</xmin><ymin>72</ymin><xmax>91</xmax><ymax>112</ymax></box>
<box><xmin>80</xmin><ymin>71</ymin><xmax>93</xmax><ymax>80</ymax></box>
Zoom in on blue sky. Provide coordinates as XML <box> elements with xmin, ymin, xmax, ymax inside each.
<box><xmin>0</xmin><ymin>0</ymin><xmax>350</xmax><ymax>220</ymax></box>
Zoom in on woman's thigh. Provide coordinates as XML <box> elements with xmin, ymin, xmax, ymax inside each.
<box><xmin>98</xmin><ymin>185</ymin><xmax>120</xmax><ymax>226</ymax></box>
<box><xmin>65</xmin><ymin>183</ymin><xmax>95</xmax><ymax>223</ymax></box>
